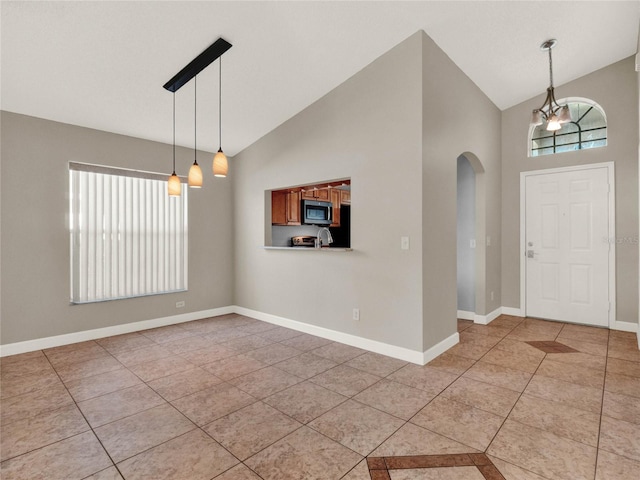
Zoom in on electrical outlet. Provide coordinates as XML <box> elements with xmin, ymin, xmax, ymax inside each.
<box><xmin>470</xmin><ymin>239</ymin><xmax>476</xmax><ymax>248</ymax></box>
<box><xmin>176</xmin><ymin>301</ymin><xmax>185</xmax><ymax>308</ymax></box>
<box><xmin>353</xmin><ymin>308</ymin><xmax>360</xmax><ymax>321</ymax></box>
<box><xmin>490</xmin><ymin>292</ymin><xmax>494</xmax><ymax>301</ymax></box>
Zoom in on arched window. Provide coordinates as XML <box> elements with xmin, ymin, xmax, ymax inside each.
<box><xmin>530</xmin><ymin>99</ymin><xmax>607</xmax><ymax>157</ymax></box>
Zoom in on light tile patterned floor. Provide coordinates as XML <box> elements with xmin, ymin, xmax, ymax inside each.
<box><xmin>0</xmin><ymin>314</ymin><xmax>639</xmax><ymax>479</ymax></box>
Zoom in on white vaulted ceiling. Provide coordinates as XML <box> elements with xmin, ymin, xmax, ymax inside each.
<box><xmin>1</xmin><ymin>1</ymin><xmax>638</xmax><ymax>156</ymax></box>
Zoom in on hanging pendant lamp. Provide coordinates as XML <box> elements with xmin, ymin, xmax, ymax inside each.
<box><xmin>168</xmin><ymin>91</ymin><xmax>182</xmax><ymax>197</ymax></box>
<box><xmin>530</xmin><ymin>39</ymin><xmax>572</xmax><ymax>131</ymax></box>
<box><xmin>213</xmin><ymin>56</ymin><xmax>228</xmax><ymax>177</ymax></box>
<box><xmin>163</xmin><ymin>37</ymin><xmax>232</xmax><ymax>187</ymax></box>
<box><xmin>188</xmin><ymin>76</ymin><xmax>203</xmax><ymax>188</ymax></box>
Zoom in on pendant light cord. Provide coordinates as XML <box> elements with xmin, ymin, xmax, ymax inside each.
<box><xmin>548</xmin><ymin>47</ymin><xmax>554</xmax><ymax>88</ymax></box>
<box><xmin>219</xmin><ymin>56</ymin><xmax>222</xmax><ymax>151</ymax></box>
<box><xmin>194</xmin><ymin>76</ymin><xmax>197</xmax><ymax>163</ymax></box>
<box><xmin>172</xmin><ymin>91</ymin><xmax>176</xmax><ymax>174</ymax></box>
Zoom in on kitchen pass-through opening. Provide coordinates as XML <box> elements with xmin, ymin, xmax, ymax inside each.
<box><xmin>266</xmin><ymin>179</ymin><xmax>351</xmax><ymax>248</ymax></box>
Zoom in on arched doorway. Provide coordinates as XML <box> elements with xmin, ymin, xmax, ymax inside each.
<box><xmin>457</xmin><ymin>152</ymin><xmax>486</xmax><ymax>320</ymax></box>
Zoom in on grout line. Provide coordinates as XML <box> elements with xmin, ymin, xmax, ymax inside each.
<box><xmin>457</xmin><ymin>317</ymin><xmax>562</xmax><ymax>480</ymax></box>
<box><xmin>356</xmin><ymin>319</ymin><xmax>529</xmax><ymax>466</ymax></box>
<box><xmin>40</xmin><ymin>350</ymin><xmax>128</xmax><ymax>480</ymax></box>
<box><xmin>593</xmin><ymin>328</ymin><xmax>611</xmax><ymax>480</ymax></box>
<box><xmin>6</xmin><ymin>315</ymin><xmax>631</xmax><ymax>480</ymax></box>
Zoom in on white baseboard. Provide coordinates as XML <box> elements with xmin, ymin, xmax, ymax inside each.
<box><xmin>457</xmin><ymin>310</ymin><xmax>475</xmax><ymax>321</ymax></box>
<box><xmin>473</xmin><ymin>307</ymin><xmax>502</xmax><ymax>325</ymax></box>
<box><xmin>501</xmin><ymin>307</ymin><xmax>525</xmax><ymax>317</ymax></box>
<box><xmin>612</xmin><ymin>321</ymin><xmax>639</xmax><ymax>333</ymax></box>
<box><xmin>5</xmin><ymin>303</ymin><xmax>636</xmax><ymax>359</ymax></box>
<box><xmin>461</xmin><ymin>306</ymin><xmax>525</xmax><ymax>324</ymax></box>
<box><xmin>2</xmin><ymin>305</ymin><xmax>448</xmax><ymax>365</ymax></box>
<box><xmin>0</xmin><ymin>307</ymin><xmax>235</xmax><ymax>357</ymax></box>
<box><xmin>234</xmin><ymin>306</ymin><xmax>430</xmax><ymax>364</ymax></box>
<box><xmin>421</xmin><ymin>332</ymin><xmax>460</xmax><ymax>365</ymax></box>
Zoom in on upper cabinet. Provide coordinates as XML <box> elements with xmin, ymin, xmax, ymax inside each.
<box><xmin>271</xmin><ymin>180</ymin><xmax>350</xmax><ymax>227</ymax></box>
<box><xmin>271</xmin><ymin>190</ymin><xmax>301</xmax><ymax>225</ymax></box>
<box><xmin>330</xmin><ymin>188</ymin><xmax>341</xmax><ymax>227</ymax></box>
<box><xmin>301</xmin><ymin>187</ymin><xmax>330</xmax><ymax>201</ymax></box>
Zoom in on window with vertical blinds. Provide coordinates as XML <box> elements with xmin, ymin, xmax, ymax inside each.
<box><xmin>69</xmin><ymin>162</ymin><xmax>188</xmax><ymax>304</ymax></box>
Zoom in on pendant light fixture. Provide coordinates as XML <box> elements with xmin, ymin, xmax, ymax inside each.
<box><xmin>167</xmin><ymin>91</ymin><xmax>182</xmax><ymax>197</ymax></box>
<box><xmin>213</xmin><ymin>55</ymin><xmax>228</xmax><ymax>177</ymax></box>
<box><xmin>531</xmin><ymin>39</ymin><xmax>572</xmax><ymax>131</ymax></box>
<box><xmin>163</xmin><ymin>37</ymin><xmax>232</xmax><ymax>187</ymax></box>
<box><xmin>188</xmin><ymin>76</ymin><xmax>203</xmax><ymax>188</ymax></box>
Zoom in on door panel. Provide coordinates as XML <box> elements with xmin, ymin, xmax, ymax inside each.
<box><xmin>525</xmin><ymin>167</ymin><xmax>610</xmax><ymax>326</ymax></box>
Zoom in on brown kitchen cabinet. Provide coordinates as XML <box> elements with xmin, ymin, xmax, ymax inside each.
<box><xmin>301</xmin><ymin>187</ymin><xmax>330</xmax><ymax>201</ymax></box>
<box><xmin>271</xmin><ymin>190</ymin><xmax>301</xmax><ymax>225</ymax></box>
<box><xmin>340</xmin><ymin>190</ymin><xmax>351</xmax><ymax>205</ymax></box>
<box><xmin>330</xmin><ymin>188</ymin><xmax>341</xmax><ymax>227</ymax></box>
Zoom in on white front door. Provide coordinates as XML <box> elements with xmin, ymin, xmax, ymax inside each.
<box><xmin>524</xmin><ymin>165</ymin><xmax>612</xmax><ymax>326</ymax></box>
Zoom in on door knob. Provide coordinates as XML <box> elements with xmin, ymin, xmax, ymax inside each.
<box><xmin>527</xmin><ymin>250</ymin><xmax>535</xmax><ymax>258</ymax></box>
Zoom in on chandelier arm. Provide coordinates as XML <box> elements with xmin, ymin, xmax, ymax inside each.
<box><xmin>536</xmin><ymin>90</ymin><xmax>553</xmax><ymax>119</ymax></box>
<box><xmin>548</xmin><ymin>87</ymin><xmax>561</xmax><ymax>113</ymax></box>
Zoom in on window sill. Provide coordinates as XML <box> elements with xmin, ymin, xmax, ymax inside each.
<box><xmin>262</xmin><ymin>246</ymin><xmax>353</xmax><ymax>252</ymax></box>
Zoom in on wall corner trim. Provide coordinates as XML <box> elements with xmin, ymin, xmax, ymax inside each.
<box><xmin>473</xmin><ymin>307</ymin><xmax>502</xmax><ymax>325</ymax></box>
<box><xmin>457</xmin><ymin>310</ymin><xmax>475</xmax><ymax>321</ymax></box>
<box><xmin>612</xmin><ymin>321</ymin><xmax>639</xmax><ymax>333</ymax></box>
<box><xmin>421</xmin><ymin>332</ymin><xmax>460</xmax><ymax>365</ymax></box>
<box><xmin>501</xmin><ymin>306</ymin><xmax>525</xmax><ymax>317</ymax></box>
<box><xmin>461</xmin><ymin>306</ymin><xmax>525</xmax><ymax>325</ymax></box>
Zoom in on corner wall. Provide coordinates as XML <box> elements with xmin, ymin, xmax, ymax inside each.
<box><xmin>0</xmin><ymin>112</ymin><xmax>234</xmax><ymax>344</ymax></box>
<box><xmin>501</xmin><ymin>57</ymin><xmax>639</xmax><ymax>325</ymax></box>
<box><xmin>421</xmin><ymin>32</ymin><xmax>502</xmax><ymax>349</ymax></box>
<box><xmin>232</xmin><ymin>33</ymin><xmax>425</xmax><ymax>352</ymax></box>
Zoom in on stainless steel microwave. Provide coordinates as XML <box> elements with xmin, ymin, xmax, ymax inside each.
<box><xmin>301</xmin><ymin>200</ymin><xmax>332</xmax><ymax>225</ymax></box>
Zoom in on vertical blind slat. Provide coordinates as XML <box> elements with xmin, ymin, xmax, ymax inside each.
<box><xmin>95</xmin><ymin>174</ymin><xmax>104</xmax><ymax>300</ymax></box>
<box><xmin>103</xmin><ymin>174</ymin><xmax>112</xmax><ymax>300</ymax></box>
<box><xmin>118</xmin><ymin>176</ymin><xmax>126</xmax><ymax>298</ymax></box>
<box><xmin>79</xmin><ymin>171</ymin><xmax>89</xmax><ymax>302</ymax></box>
<box><xmin>131</xmin><ymin>178</ymin><xmax>139</xmax><ymax>296</ymax></box>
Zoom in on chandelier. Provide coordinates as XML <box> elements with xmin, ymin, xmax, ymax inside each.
<box><xmin>530</xmin><ymin>39</ymin><xmax>572</xmax><ymax>131</ymax></box>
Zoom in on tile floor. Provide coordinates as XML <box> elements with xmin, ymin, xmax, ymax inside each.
<box><xmin>1</xmin><ymin>314</ymin><xmax>639</xmax><ymax>479</ymax></box>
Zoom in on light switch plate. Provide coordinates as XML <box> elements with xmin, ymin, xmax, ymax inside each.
<box><xmin>401</xmin><ymin>236</ymin><xmax>410</xmax><ymax>250</ymax></box>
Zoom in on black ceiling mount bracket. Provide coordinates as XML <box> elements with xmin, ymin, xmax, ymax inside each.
<box><xmin>163</xmin><ymin>37</ymin><xmax>232</xmax><ymax>92</ymax></box>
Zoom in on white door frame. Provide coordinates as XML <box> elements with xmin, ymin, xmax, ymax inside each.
<box><xmin>520</xmin><ymin>162</ymin><xmax>616</xmax><ymax>328</ymax></box>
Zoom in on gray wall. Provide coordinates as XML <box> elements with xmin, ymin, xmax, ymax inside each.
<box><xmin>421</xmin><ymin>32</ymin><xmax>502</xmax><ymax>348</ymax></box>
<box><xmin>232</xmin><ymin>31</ymin><xmax>502</xmax><ymax>354</ymax></box>
<box><xmin>0</xmin><ymin>112</ymin><xmax>234</xmax><ymax>344</ymax></box>
<box><xmin>501</xmin><ymin>56</ymin><xmax>639</xmax><ymax>325</ymax></box>
<box><xmin>232</xmin><ymin>32</ymin><xmax>425</xmax><ymax>351</ymax></box>
<box><xmin>457</xmin><ymin>155</ymin><xmax>476</xmax><ymax>312</ymax></box>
